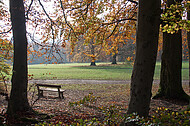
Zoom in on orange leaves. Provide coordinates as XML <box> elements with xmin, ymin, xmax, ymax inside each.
<box><xmin>83</xmin><ymin>53</ymin><xmax>97</xmax><ymax>62</ymax></box>
<box><xmin>61</xmin><ymin>42</ymin><xmax>66</xmax><ymax>48</ymax></box>
<box><xmin>23</xmin><ymin>0</ymin><xmax>137</xmax><ymax>64</ymax></box>
<box><xmin>126</xmin><ymin>56</ymin><xmax>134</xmax><ymax>62</ymax></box>
<box><xmin>58</xmin><ymin>0</ymin><xmax>137</xmax><ymax>49</ymax></box>
<box><xmin>85</xmin><ymin>0</ymin><xmax>92</xmax><ymax>4</ymax></box>
<box><xmin>0</xmin><ymin>38</ymin><xmax>12</xmax><ymax>82</ymax></box>
<box><xmin>0</xmin><ymin>39</ymin><xmax>13</xmax><ymax>60</ymax></box>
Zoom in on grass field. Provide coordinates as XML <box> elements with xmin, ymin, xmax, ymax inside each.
<box><xmin>28</xmin><ymin>61</ymin><xmax>189</xmax><ymax>80</ymax></box>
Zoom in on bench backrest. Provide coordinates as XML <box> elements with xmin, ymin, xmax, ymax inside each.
<box><xmin>36</xmin><ymin>84</ymin><xmax>61</xmax><ymax>88</ymax></box>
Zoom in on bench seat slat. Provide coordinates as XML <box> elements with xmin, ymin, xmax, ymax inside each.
<box><xmin>39</xmin><ymin>87</ymin><xmax>65</xmax><ymax>92</ymax></box>
<box><xmin>37</xmin><ymin>84</ymin><xmax>61</xmax><ymax>88</ymax></box>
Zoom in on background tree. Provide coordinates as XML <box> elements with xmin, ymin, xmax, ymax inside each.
<box><xmin>112</xmin><ymin>52</ymin><xmax>117</xmax><ymax>64</ymax></box>
<box><xmin>127</xmin><ymin>0</ymin><xmax>160</xmax><ymax>117</ymax></box>
<box><xmin>33</xmin><ymin>0</ymin><xmax>137</xmax><ymax>65</ymax></box>
<box><xmin>7</xmin><ymin>0</ymin><xmax>32</xmax><ymax>117</ymax></box>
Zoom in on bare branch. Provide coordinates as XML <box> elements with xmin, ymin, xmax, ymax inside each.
<box><xmin>38</xmin><ymin>0</ymin><xmax>54</xmax><ymax>23</ymax></box>
<box><xmin>106</xmin><ymin>22</ymin><xmax>119</xmax><ymax>40</ymax></box>
<box><xmin>59</xmin><ymin>0</ymin><xmax>78</xmax><ymax>39</ymax></box>
<box><xmin>92</xmin><ymin>3</ymin><xmax>137</xmax><ymax>35</ymax></box>
<box><xmin>0</xmin><ymin>27</ymin><xmax>12</xmax><ymax>35</ymax></box>
<box><xmin>103</xmin><ymin>18</ymin><xmax>137</xmax><ymax>25</ymax></box>
<box><xmin>128</xmin><ymin>0</ymin><xmax>138</xmax><ymax>5</ymax></box>
<box><xmin>27</xmin><ymin>32</ymin><xmax>45</xmax><ymax>47</ymax></box>
<box><xmin>92</xmin><ymin>17</ymin><xmax>136</xmax><ymax>35</ymax></box>
<box><xmin>114</xmin><ymin>1</ymin><xmax>129</xmax><ymax>18</ymax></box>
<box><xmin>26</xmin><ymin>0</ymin><xmax>34</xmax><ymax>20</ymax></box>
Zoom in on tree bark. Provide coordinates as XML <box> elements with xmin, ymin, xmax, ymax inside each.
<box><xmin>7</xmin><ymin>0</ymin><xmax>31</xmax><ymax>117</ymax></box>
<box><xmin>187</xmin><ymin>2</ymin><xmax>190</xmax><ymax>93</ymax></box>
<box><xmin>127</xmin><ymin>0</ymin><xmax>160</xmax><ymax>117</ymax></box>
<box><xmin>112</xmin><ymin>53</ymin><xmax>117</xmax><ymax>64</ymax></box>
<box><xmin>153</xmin><ymin>0</ymin><xmax>189</xmax><ymax>101</ymax></box>
<box><xmin>90</xmin><ymin>43</ymin><xmax>96</xmax><ymax>66</ymax></box>
<box><xmin>90</xmin><ymin>61</ymin><xmax>96</xmax><ymax>66</ymax></box>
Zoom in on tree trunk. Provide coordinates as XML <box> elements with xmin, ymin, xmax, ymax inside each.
<box><xmin>7</xmin><ymin>0</ymin><xmax>31</xmax><ymax>117</ymax></box>
<box><xmin>153</xmin><ymin>0</ymin><xmax>189</xmax><ymax>101</ymax></box>
<box><xmin>112</xmin><ymin>53</ymin><xmax>117</xmax><ymax>64</ymax></box>
<box><xmin>90</xmin><ymin>43</ymin><xmax>96</xmax><ymax>66</ymax></box>
<box><xmin>127</xmin><ymin>0</ymin><xmax>160</xmax><ymax>117</ymax></box>
<box><xmin>90</xmin><ymin>61</ymin><xmax>96</xmax><ymax>66</ymax></box>
<box><xmin>187</xmin><ymin>3</ymin><xmax>190</xmax><ymax>93</ymax></box>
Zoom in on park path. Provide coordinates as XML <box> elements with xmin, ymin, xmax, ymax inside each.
<box><xmin>29</xmin><ymin>79</ymin><xmax>189</xmax><ymax>85</ymax></box>
<box><xmin>29</xmin><ymin>79</ymin><xmax>130</xmax><ymax>84</ymax></box>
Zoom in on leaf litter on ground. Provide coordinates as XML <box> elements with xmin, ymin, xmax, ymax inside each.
<box><xmin>0</xmin><ymin>83</ymin><xmax>189</xmax><ymax>125</ymax></box>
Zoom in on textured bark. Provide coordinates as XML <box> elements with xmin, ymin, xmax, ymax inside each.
<box><xmin>187</xmin><ymin>4</ymin><xmax>190</xmax><ymax>93</ymax></box>
<box><xmin>153</xmin><ymin>0</ymin><xmax>189</xmax><ymax>101</ymax></box>
<box><xmin>112</xmin><ymin>54</ymin><xmax>117</xmax><ymax>64</ymax></box>
<box><xmin>127</xmin><ymin>0</ymin><xmax>160</xmax><ymax>117</ymax></box>
<box><xmin>90</xmin><ymin>61</ymin><xmax>96</xmax><ymax>66</ymax></box>
<box><xmin>90</xmin><ymin>44</ymin><xmax>96</xmax><ymax>66</ymax></box>
<box><xmin>7</xmin><ymin>0</ymin><xmax>31</xmax><ymax>116</ymax></box>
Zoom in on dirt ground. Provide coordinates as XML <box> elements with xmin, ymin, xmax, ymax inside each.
<box><xmin>0</xmin><ymin>79</ymin><xmax>189</xmax><ymax>124</ymax></box>
<box><xmin>28</xmin><ymin>79</ymin><xmax>190</xmax><ymax>85</ymax></box>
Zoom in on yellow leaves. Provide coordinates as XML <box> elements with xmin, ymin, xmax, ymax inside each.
<box><xmin>26</xmin><ymin>0</ymin><xmax>137</xmax><ymax>64</ymax></box>
<box><xmin>0</xmin><ymin>39</ymin><xmax>13</xmax><ymax>63</ymax></box>
<box><xmin>161</xmin><ymin>2</ymin><xmax>190</xmax><ymax>33</ymax></box>
<box><xmin>0</xmin><ymin>60</ymin><xmax>11</xmax><ymax>77</ymax></box>
<box><xmin>83</xmin><ymin>53</ymin><xmax>97</xmax><ymax>62</ymax></box>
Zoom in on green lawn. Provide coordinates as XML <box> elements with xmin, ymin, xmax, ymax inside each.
<box><xmin>28</xmin><ymin>61</ymin><xmax>189</xmax><ymax>80</ymax></box>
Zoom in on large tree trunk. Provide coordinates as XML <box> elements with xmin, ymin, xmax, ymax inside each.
<box><xmin>127</xmin><ymin>0</ymin><xmax>160</xmax><ymax>117</ymax></box>
<box><xmin>7</xmin><ymin>0</ymin><xmax>31</xmax><ymax>117</ymax></box>
<box><xmin>187</xmin><ymin>3</ymin><xmax>190</xmax><ymax>93</ymax></box>
<box><xmin>153</xmin><ymin>0</ymin><xmax>189</xmax><ymax>101</ymax></box>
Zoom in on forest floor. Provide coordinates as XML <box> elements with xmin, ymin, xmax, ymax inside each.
<box><xmin>0</xmin><ymin>79</ymin><xmax>190</xmax><ymax>125</ymax></box>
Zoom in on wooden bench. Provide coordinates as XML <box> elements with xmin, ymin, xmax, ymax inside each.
<box><xmin>36</xmin><ymin>84</ymin><xmax>65</xmax><ymax>99</ymax></box>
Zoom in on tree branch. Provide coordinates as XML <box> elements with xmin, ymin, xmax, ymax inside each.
<box><xmin>106</xmin><ymin>22</ymin><xmax>119</xmax><ymax>39</ymax></box>
<box><xmin>128</xmin><ymin>0</ymin><xmax>138</xmax><ymax>5</ymax></box>
<box><xmin>38</xmin><ymin>0</ymin><xmax>54</xmax><ymax>24</ymax></box>
<box><xmin>0</xmin><ymin>27</ymin><xmax>12</xmax><ymax>34</ymax></box>
<box><xmin>59</xmin><ymin>0</ymin><xmax>78</xmax><ymax>39</ymax></box>
<box><xmin>103</xmin><ymin>18</ymin><xmax>137</xmax><ymax>25</ymax></box>
<box><xmin>26</xmin><ymin>0</ymin><xmax>34</xmax><ymax>20</ymax></box>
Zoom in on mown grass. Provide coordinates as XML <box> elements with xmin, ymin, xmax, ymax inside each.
<box><xmin>28</xmin><ymin>61</ymin><xmax>189</xmax><ymax>80</ymax></box>
<box><xmin>28</xmin><ymin>62</ymin><xmax>133</xmax><ymax>80</ymax></box>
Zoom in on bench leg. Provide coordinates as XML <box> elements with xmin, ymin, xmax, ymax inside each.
<box><xmin>59</xmin><ymin>92</ymin><xmax>64</xmax><ymax>99</ymax></box>
<box><xmin>38</xmin><ymin>90</ymin><xmax>43</xmax><ymax>98</ymax></box>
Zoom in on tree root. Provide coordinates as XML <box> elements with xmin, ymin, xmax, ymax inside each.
<box><xmin>152</xmin><ymin>91</ymin><xmax>190</xmax><ymax>104</ymax></box>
